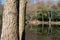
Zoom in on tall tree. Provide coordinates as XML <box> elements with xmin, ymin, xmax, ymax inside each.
<box><xmin>0</xmin><ymin>0</ymin><xmax>3</xmax><ymax>14</ymax></box>
<box><xmin>19</xmin><ymin>0</ymin><xmax>26</xmax><ymax>40</ymax></box>
<box><xmin>1</xmin><ymin>0</ymin><xmax>18</xmax><ymax>40</ymax></box>
<box><xmin>48</xmin><ymin>11</ymin><xmax>52</xmax><ymax>34</ymax></box>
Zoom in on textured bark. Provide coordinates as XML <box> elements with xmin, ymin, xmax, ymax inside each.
<box><xmin>1</xmin><ymin>0</ymin><xmax>18</xmax><ymax>40</ymax></box>
<box><xmin>19</xmin><ymin>0</ymin><xmax>26</xmax><ymax>40</ymax></box>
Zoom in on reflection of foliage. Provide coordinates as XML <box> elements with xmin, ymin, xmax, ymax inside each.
<box><xmin>37</xmin><ymin>26</ymin><xmax>42</xmax><ymax>32</ymax></box>
<box><xmin>34</xmin><ymin>25</ymin><xmax>60</xmax><ymax>36</ymax></box>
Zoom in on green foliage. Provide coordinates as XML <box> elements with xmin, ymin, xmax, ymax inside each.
<box><xmin>36</xmin><ymin>13</ymin><xmax>42</xmax><ymax>19</ymax></box>
<box><xmin>57</xmin><ymin>0</ymin><xmax>60</xmax><ymax>7</ymax></box>
<box><xmin>35</xmin><ymin>8</ymin><xmax>60</xmax><ymax>21</ymax></box>
<box><xmin>51</xmin><ymin>11</ymin><xmax>60</xmax><ymax>21</ymax></box>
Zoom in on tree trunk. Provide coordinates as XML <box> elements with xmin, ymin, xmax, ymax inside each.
<box><xmin>42</xmin><ymin>13</ymin><xmax>44</xmax><ymax>33</ymax></box>
<box><xmin>1</xmin><ymin>0</ymin><xmax>18</xmax><ymax>40</ymax></box>
<box><xmin>19</xmin><ymin>0</ymin><xmax>26</xmax><ymax>40</ymax></box>
<box><xmin>48</xmin><ymin>11</ymin><xmax>52</xmax><ymax>34</ymax></box>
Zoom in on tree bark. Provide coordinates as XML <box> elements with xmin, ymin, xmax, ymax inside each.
<box><xmin>19</xmin><ymin>0</ymin><xmax>26</xmax><ymax>40</ymax></box>
<box><xmin>1</xmin><ymin>0</ymin><xmax>18</xmax><ymax>40</ymax></box>
<box><xmin>42</xmin><ymin>13</ymin><xmax>44</xmax><ymax>33</ymax></box>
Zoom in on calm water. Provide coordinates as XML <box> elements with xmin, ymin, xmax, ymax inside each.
<box><xmin>25</xmin><ymin>24</ymin><xmax>60</xmax><ymax>40</ymax></box>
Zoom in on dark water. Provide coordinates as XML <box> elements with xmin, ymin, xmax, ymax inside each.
<box><xmin>25</xmin><ymin>25</ymin><xmax>60</xmax><ymax>40</ymax></box>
